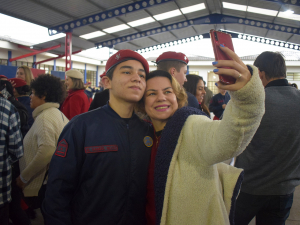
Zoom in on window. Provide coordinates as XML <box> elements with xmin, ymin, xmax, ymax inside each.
<box><xmin>0</xmin><ymin>59</ymin><xmax>7</xmax><ymax>65</ymax></box>
<box><xmin>287</xmin><ymin>73</ymin><xmax>300</xmax><ymax>81</ymax></box>
<box><xmin>86</xmin><ymin>70</ymin><xmax>96</xmax><ymax>87</ymax></box>
<box><xmin>207</xmin><ymin>71</ymin><xmax>219</xmax><ymax>95</ymax></box>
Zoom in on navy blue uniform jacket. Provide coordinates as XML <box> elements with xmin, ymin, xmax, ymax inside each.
<box><xmin>43</xmin><ymin>104</ymin><xmax>153</xmax><ymax>225</ymax></box>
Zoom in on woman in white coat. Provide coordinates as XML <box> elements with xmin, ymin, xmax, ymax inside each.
<box><xmin>136</xmin><ymin>46</ymin><xmax>265</xmax><ymax>225</ymax></box>
<box><xmin>16</xmin><ymin>74</ymin><xmax>69</xmax><ymax>209</ymax></box>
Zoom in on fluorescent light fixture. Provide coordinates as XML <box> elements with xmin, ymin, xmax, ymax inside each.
<box><xmin>278</xmin><ymin>12</ymin><xmax>300</xmax><ymax>21</ymax></box>
<box><xmin>223</xmin><ymin>2</ymin><xmax>247</xmax><ymax>11</ymax></box>
<box><xmin>283</xmin><ymin>10</ymin><xmax>294</xmax><ymax>15</ymax></box>
<box><xmin>181</xmin><ymin>3</ymin><xmax>205</xmax><ymax>14</ymax></box>
<box><xmin>247</xmin><ymin>6</ymin><xmax>278</xmax><ymax>16</ymax></box>
<box><xmin>154</xmin><ymin>9</ymin><xmax>182</xmax><ymax>21</ymax></box>
<box><xmin>128</xmin><ymin>17</ymin><xmax>155</xmax><ymax>27</ymax></box>
<box><xmin>103</xmin><ymin>24</ymin><xmax>130</xmax><ymax>33</ymax></box>
<box><xmin>80</xmin><ymin>31</ymin><xmax>105</xmax><ymax>39</ymax></box>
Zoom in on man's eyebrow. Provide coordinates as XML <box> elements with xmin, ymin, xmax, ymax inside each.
<box><xmin>146</xmin><ymin>87</ymin><xmax>172</xmax><ymax>92</ymax></box>
<box><xmin>119</xmin><ymin>66</ymin><xmax>133</xmax><ymax>70</ymax></box>
<box><xmin>119</xmin><ymin>66</ymin><xmax>145</xmax><ymax>73</ymax></box>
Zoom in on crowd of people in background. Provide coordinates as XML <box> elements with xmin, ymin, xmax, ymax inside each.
<box><xmin>0</xmin><ymin>44</ymin><xmax>300</xmax><ymax>225</ymax></box>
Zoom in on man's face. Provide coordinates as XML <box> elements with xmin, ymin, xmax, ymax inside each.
<box><xmin>105</xmin><ymin>60</ymin><xmax>146</xmax><ymax>103</ymax></box>
<box><xmin>172</xmin><ymin>65</ymin><xmax>187</xmax><ymax>87</ymax></box>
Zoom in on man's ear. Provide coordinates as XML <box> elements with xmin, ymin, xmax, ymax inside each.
<box><xmin>258</xmin><ymin>69</ymin><xmax>265</xmax><ymax>80</ymax></box>
<box><xmin>102</xmin><ymin>76</ymin><xmax>112</xmax><ymax>89</ymax></box>
<box><xmin>168</xmin><ymin>67</ymin><xmax>176</xmax><ymax>77</ymax></box>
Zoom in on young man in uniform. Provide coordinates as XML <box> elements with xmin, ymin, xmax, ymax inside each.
<box><xmin>156</xmin><ymin>51</ymin><xmax>199</xmax><ymax>108</ymax></box>
<box><xmin>43</xmin><ymin>50</ymin><xmax>153</xmax><ymax>225</ymax></box>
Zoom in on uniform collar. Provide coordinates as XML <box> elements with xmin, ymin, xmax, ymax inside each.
<box><xmin>103</xmin><ymin>102</ymin><xmax>137</xmax><ymax>121</ymax></box>
<box><xmin>32</xmin><ymin>102</ymin><xmax>59</xmax><ymax>119</ymax></box>
<box><xmin>265</xmin><ymin>79</ymin><xmax>289</xmax><ymax>89</ymax></box>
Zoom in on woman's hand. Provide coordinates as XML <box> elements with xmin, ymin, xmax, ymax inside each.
<box><xmin>212</xmin><ymin>44</ymin><xmax>251</xmax><ymax>91</ymax></box>
<box><xmin>16</xmin><ymin>176</ymin><xmax>26</xmax><ymax>189</ymax></box>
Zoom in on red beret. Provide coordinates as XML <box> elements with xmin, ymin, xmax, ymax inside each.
<box><xmin>156</xmin><ymin>51</ymin><xmax>189</xmax><ymax>64</ymax></box>
<box><xmin>8</xmin><ymin>78</ymin><xmax>27</xmax><ymax>88</ymax></box>
<box><xmin>0</xmin><ymin>75</ymin><xmax>7</xmax><ymax>79</ymax></box>
<box><xmin>100</xmin><ymin>72</ymin><xmax>106</xmax><ymax>78</ymax></box>
<box><xmin>105</xmin><ymin>49</ymin><xmax>149</xmax><ymax>74</ymax></box>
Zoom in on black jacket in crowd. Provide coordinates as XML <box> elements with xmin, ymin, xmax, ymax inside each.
<box><xmin>89</xmin><ymin>89</ymin><xmax>109</xmax><ymax>111</ymax></box>
<box><xmin>43</xmin><ymin>104</ymin><xmax>153</xmax><ymax>225</ymax></box>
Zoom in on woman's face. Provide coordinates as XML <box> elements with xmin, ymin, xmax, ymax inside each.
<box><xmin>144</xmin><ymin>76</ymin><xmax>178</xmax><ymax>125</ymax></box>
<box><xmin>195</xmin><ymin>79</ymin><xmax>206</xmax><ymax>103</ymax></box>
<box><xmin>30</xmin><ymin>89</ymin><xmax>46</xmax><ymax>109</ymax></box>
<box><xmin>16</xmin><ymin>68</ymin><xmax>26</xmax><ymax>81</ymax></box>
<box><xmin>65</xmin><ymin>76</ymin><xmax>74</xmax><ymax>90</ymax></box>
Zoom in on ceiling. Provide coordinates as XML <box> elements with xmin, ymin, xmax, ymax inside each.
<box><xmin>0</xmin><ymin>0</ymin><xmax>300</xmax><ymax>57</ymax></box>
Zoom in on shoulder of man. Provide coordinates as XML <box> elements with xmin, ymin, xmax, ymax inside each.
<box><xmin>186</xmin><ymin>91</ymin><xmax>199</xmax><ymax>109</ymax></box>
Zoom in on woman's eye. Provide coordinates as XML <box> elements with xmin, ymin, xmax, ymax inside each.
<box><xmin>139</xmin><ymin>74</ymin><xmax>145</xmax><ymax>78</ymax></box>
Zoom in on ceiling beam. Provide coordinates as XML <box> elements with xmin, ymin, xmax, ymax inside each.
<box><xmin>96</xmin><ymin>14</ymin><xmax>300</xmax><ymax>49</ymax></box>
<box><xmin>260</xmin><ymin>0</ymin><xmax>300</xmax><ymax>7</ymax></box>
<box><xmin>48</xmin><ymin>0</ymin><xmax>175</xmax><ymax>36</ymax></box>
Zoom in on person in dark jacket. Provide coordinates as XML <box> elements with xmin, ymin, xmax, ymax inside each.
<box><xmin>8</xmin><ymin>78</ymin><xmax>33</xmax><ymax>129</ymax></box>
<box><xmin>209</xmin><ymin>87</ymin><xmax>230</xmax><ymax>120</ymax></box>
<box><xmin>42</xmin><ymin>49</ymin><xmax>153</xmax><ymax>225</ymax></box>
<box><xmin>61</xmin><ymin>69</ymin><xmax>90</xmax><ymax>120</ymax></box>
<box><xmin>89</xmin><ymin>72</ymin><xmax>109</xmax><ymax>111</ymax></box>
<box><xmin>1</xmin><ymin>79</ymin><xmax>29</xmax><ymax>137</ymax></box>
<box><xmin>88</xmin><ymin>89</ymin><xmax>109</xmax><ymax>111</ymax></box>
<box><xmin>156</xmin><ymin>51</ymin><xmax>199</xmax><ymax>109</ymax></box>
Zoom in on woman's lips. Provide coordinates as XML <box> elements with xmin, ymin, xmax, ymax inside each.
<box><xmin>155</xmin><ymin>105</ymin><xmax>170</xmax><ymax>112</ymax></box>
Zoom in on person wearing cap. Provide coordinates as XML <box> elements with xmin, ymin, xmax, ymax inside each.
<box><xmin>43</xmin><ymin>49</ymin><xmax>153</xmax><ymax>225</ymax></box>
<box><xmin>60</xmin><ymin>69</ymin><xmax>90</xmax><ymax>120</ymax></box>
<box><xmin>0</xmin><ymin>75</ymin><xmax>8</xmax><ymax>80</ymax></box>
<box><xmin>156</xmin><ymin>51</ymin><xmax>200</xmax><ymax>109</ymax></box>
<box><xmin>84</xmin><ymin>81</ymin><xmax>94</xmax><ymax>102</ymax></box>
<box><xmin>9</xmin><ymin>77</ymin><xmax>34</xmax><ymax>129</ymax></box>
<box><xmin>89</xmin><ymin>72</ymin><xmax>109</xmax><ymax>111</ymax></box>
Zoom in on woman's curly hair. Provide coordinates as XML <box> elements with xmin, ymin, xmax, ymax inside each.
<box><xmin>30</xmin><ymin>74</ymin><xmax>66</xmax><ymax>104</ymax></box>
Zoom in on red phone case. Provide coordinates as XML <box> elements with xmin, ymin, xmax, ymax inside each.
<box><xmin>210</xmin><ymin>30</ymin><xmax>236</xmax><ymax>84</ymax></box>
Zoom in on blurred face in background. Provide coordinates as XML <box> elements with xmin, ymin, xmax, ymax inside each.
<box><xmin>65</xmin><ymin>76</ymin><xmax>74</xmax><ymax>91</ymax></box>
<box><xmin>16</xmin><ymin>68</ymin><xmax>26</xmax><ymax>81</ymax></box>
<box><xmin>170</xmin><ymin>65</ymin><xmax>187</xmax><ymax>87</ymax></box>
<box><xmin>195</xmin><ymin>79</ymin><xmax>206</xmax><ymax>103</ymax></box>
<box><xmin>219</xmin><ymin>88</ymin><xmax>226</xmax><ymax>95</ymax></box>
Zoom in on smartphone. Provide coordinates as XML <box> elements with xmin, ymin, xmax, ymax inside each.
<box><xmin>210</xmin><ymin>29</ymin><xmax>236</xmax><ymax>85</ymax></box>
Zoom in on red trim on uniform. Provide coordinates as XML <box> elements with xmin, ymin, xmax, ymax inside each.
<box><xmin>85</xmin><ymin>145</ymin><xmax>118</xmax><ymax>154</ymax></box>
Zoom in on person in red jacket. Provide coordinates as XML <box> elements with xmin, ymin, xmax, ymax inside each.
<box><xmin>61</xmin><ymin>69</ymin><xmax>90</xmax><ymax>120</ymax></box>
